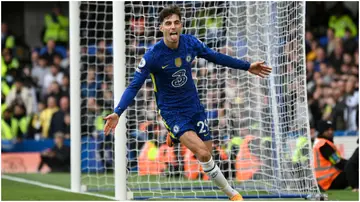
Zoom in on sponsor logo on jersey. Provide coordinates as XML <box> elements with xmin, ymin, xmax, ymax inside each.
<box><xmin>171</xmin><ymin>69</ymin><xmax>187</xmax><ymax>87</ymax></box>
<box><xmin>162</xmin><ymin>64</ymin><xmax>169</xmax><ymax>69</ymax></box>
<box><xmin>175</xmin><ymin>57</ymin><xmax>182</xmax><ymax>67</ymax></box>
<box><xmin>186</xmin><ymin>55</ymin><xmax>191</xmax><ymax>62</ymax></box>
<box><xmin>139</xmin><ymin>58</ymin><xmax>146</xmax><ymax>68</ymax></box>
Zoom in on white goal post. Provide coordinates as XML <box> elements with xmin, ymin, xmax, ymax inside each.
<box><xmin>70</xmin><ymin>1</ymin><xmax>322</xmax><ymax>200</ymax></box>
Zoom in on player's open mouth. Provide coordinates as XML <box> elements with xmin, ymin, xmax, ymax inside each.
<box><xmin>170</xmin><ymin>32</ymin><xmax>178</xmax><ymax>41</ymax></box>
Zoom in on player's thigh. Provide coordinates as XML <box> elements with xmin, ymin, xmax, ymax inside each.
<box><xmin>179</xmin><ymin>131</ymin><xmax>210</xmax><ymax>160</ymax></box>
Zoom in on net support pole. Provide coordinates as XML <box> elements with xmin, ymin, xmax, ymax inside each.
<box><xmin>69</xmin><ymin>1</ymin><xmax>81</xmax><ymax>193</ymax></box>
<box><xmin>113</xmin><ymin>1</ymin><xmax>127</xmax><ymax>200</ymax></box>
<box><xmin>265</xmin><ymin>1</ymin><xmax>282</xmax><ymax>187</ymax></box>
<box><xmin>302</xmin><ymin>1</ymin><xmax>319</xmax><ymax>192</ymax></box>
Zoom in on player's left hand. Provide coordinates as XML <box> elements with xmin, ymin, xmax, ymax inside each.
<box><xmin>103</xmin><ymin>113</ymin><xmax>119</xmax><ymax>136</ymax></box>
<box><xmin>248</xmin><ymin>61</ymin><xmax>272</xmax><ymax>78</ymax></box>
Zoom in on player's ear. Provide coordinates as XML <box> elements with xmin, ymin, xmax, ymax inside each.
<box><xmin>159</xmin><ymin>24</ymin><xmax>163</xmax><ymax>32</ymax></box>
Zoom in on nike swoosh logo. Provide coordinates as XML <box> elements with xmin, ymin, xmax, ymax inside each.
<box><xmin>162</xmin><ymin>65</ymin><xmax>169</xmax><ymax>69</ymax></box>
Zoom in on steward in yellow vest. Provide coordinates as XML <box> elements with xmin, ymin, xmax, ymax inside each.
<box><xmin>1</xmin><ymin>23</ymin><xmax>15</xmax><ymax>50</ymax></box>
<box><xmin>1</xmin><ymin>49</ymin><xmax>19</xmax><ymax>77</ymax></box>
<box><xmin>1</xmin><ymin>108</ymin><xmax>22</xmax><ymax>140</ymax></box>
<box><xmin>43</xmin><ymin>6</ymin><xmax>69</xmax><ymax>45</ymax></box>
<box><xmin>13</xmin><ymin>104</ymin><xmax>30</xmax><ymax>137</ymax></box>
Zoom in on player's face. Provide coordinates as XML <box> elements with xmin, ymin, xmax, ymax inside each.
<box><xmin>160</xmin><ymin>14</ymin><xmax>182</xmax><ymax>46</ymax></box>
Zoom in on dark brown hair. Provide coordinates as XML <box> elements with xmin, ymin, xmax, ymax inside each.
<box><xmin>158</xmin><ymin>5</ymin><xmax>182</xmax><ymax>24</ymax></box>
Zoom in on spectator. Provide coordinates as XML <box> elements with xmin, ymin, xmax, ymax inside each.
<box><xmin>40</xmin><ymin>39</ymin><xmax>66</xmax><ymax>64</ymax></box>
<box><xmin>60</xmin><ymin>48</ymin><xmax>69</xmax><ymax>70</ymax></box>
<box><xmin>60</xmin><ymin>73</ymin><xmax>70</xmax><ymax>98</ymax></box>
<box><xmin>1</xmin><ymin>48</ymin><xmax>19</xmax><ymax>77</ymax></box>
<box><xmin>306</xmin><ymin>40</ymin><xmax>318</xmax><ymax>62</ymax></box>
<box><xmin>81</xmin><ymin>66</ymin><xmax>100</xmax><ymax>98</ymax></box>
<box><xmin>5</xmin><ymin>78</ymin><xmax>35</xmax><ymax>116</ymax></box>
<box><xmin>343</xmin><ymin>27</ymin><xmax>358</xmax><ymax>54</ymax></box>
<box><xmin>87</xmin><ymin>40</ymin><xmax>113</xmax><ymax>66</ymax></box>
<box><xmin>44</xmin><ymin>81</ymin><xmax>64</xmax><ymax>105</ymax></box>
<box><xmin>1</xmin><ymin>108</ymin><xmax>22</xmax><ymax>141</ymax></box>
<box><xmin>63</xmin><ymin>113</ymin><xmax>70</xmax><ymax>139</ymax></box>
<box><xmin>39</xmin><ymin>96</ymin><xmax>59</xmax><ymax>138</ymax></box>
<box><xmin>325</xmin><ymin>28</ymin><xmax>336</xmax><ymax>56</ymax></box>
<box><xmin>328</xmin><ymin>2</ymin><xmax>357</xmax><ymax>38</ymax></box>
<box><xmin>49</xmin><ymin>96</ymin><xmax>69</xmax><ymax>138</ymax></box>
<box><xmin>332</xmin><ymin>87</ymin><xmax>347</xmax><ymax>130</ymax></box>
<box><xmin>27</xmin><ymin>102</ymin><xmax>46</xmax><ymax>140</ymax></box>
<box><xmin>31</xmin><ymin>56</ymin><xmax>50</xmax><ymax>90</ymax></box>
<box><xmin>80</xmin><ymin>97</ymin><xmax>98</xmax><ymax>136</ymax></box>
<box><xmin>305</xmin><ymin>31</ymin><xmax>314</xmax><ymax>55</ymax></box>
<box><xmin>313</xmin><ymin>47</ymin><xmax>327</xmax><ymax>72</ymax></box>
<box><xmin>52</xmin><ymin>54</ymin><xmax>63</xmax><ymax>69</ymax></box>
<box><xmin>328</xmin><ymin>39</ymin><xmax>344</xmax><ymax>73</ymax></box>
<box><xmin>43</xmin><ymin>64</ymin><xmax>64</xmax><ymax>96</ymax></box>
<box><xmin>344</xmin><ymin>75</ymin><xmax>359</xmax><ymax>131</ymax></box>
<box><xmin>12</xmin><ymin>103</ymin><xmax>30</xmax><ymax>138</ymax></box>
<box><xmin>43</xmin><ymin>5</ymin><xmax>69</xmax><ymax>46</ymax></box>
<box><xmin>37</xmin><ymin>132</ymin><xmax>70</xmax><ymax>172</ymax></box>
<box><xmin>1</xmin><ymin>23</ymin><xmax>15</xmax><ymax>51</ymax></box>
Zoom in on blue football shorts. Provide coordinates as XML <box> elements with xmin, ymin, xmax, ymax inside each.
<box><xmin>160</xmin><ymin>110</ymin><xmax>212</xmax><ymax>143</ymax></box>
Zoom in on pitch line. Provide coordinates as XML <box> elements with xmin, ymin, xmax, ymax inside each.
<box><xmin>2</xmin><ymin>175</ymin><xmax>116</xmax><ymax>200</ymax></box>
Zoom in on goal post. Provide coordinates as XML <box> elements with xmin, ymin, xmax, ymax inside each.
<box><xmin>113</xmin><ymin>1</ymin><xmax>127</xmax><ymax>200</ymax></box>
<box><xmin>70</xmin><ymin>1</ymin><xmax>322</xmax><ymax>200</ymax></box>
<box><xmin>69</xmin><ymin>0</ymin><xmax>81</xmax><ymax>194</ymax></box>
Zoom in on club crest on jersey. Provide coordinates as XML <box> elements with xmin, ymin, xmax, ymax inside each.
<box><xmin>139</xmin><ymin>58</ymin><xmax>146</xmax><ymax>68</ymax></box>
<box><xmin>186</xmin><ymin>55</ymin><xmax>191</xmax><ymax>62</ymax></box>
<box><xmin>175</xmin><ymin>57</ymin><xmax>182</xmax><ymax>67</ymax></box>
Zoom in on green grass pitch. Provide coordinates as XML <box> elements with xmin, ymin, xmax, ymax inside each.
<box><xmin>1</xmin><ymin>173</ymin><xmax>359</xmax><ymax>201</ymax></box>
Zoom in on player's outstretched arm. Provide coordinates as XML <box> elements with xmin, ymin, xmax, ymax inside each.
<box><xmin>248</xmin><ymin>61</ymin><xmax>272</xmax><ymax>78</ymax></box>
<box><xmin>191</xmin><ymin>35</ymin><xmax>272</xmax><ymax>76</ymax></box>
<box><xmin>103</xmin><ymin>113</ymin><xmax>119</xmax><ymax>136</ymax></box>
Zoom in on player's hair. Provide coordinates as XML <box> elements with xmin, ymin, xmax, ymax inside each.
<box><xmin>158</xmin><ymin>5</ymin><xmax>182</xmax><ymax>24</ymax></box>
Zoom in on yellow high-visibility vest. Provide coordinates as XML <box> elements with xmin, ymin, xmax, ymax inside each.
<box><xmin>1</xmin><ymin>118</ymin><xmax>19</xmax><ymax>140</ymax></box>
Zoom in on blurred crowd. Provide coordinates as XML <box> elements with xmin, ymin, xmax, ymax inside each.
<box><xmin>2</xmin><ymin>5</ymin><xmax>70</xmax><ymax>143</ymax></box>
<box><xmin>305</xmin><ymin>2</ymin><xmax>359</xmax><ymax>131</ymax></box>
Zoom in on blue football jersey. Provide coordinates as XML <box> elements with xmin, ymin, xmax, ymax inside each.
<box><xmin>114</xmin><ymin>34</ymin><xmax>250</xmax><ymax>116</ymax></box>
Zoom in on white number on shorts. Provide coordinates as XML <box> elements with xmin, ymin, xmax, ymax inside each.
<box><xmin>197</xmin><ymin>120</ymin><xmax>209</xmax><ymax>134</ymax></box>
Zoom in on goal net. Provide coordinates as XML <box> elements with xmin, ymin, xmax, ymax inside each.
<box><xmin>79</xmin><ymin>1</ymin><xmax>115</xmax><ymax>193</ymax></box>
<box><xmin>77</xmin><ymin>1</ymin><xmax>321</xmax><ymax>200</ymax></box>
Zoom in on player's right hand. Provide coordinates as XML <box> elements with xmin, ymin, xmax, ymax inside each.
<box><xmin>103</xmin><ymin>113</ymin><xmax>119</xmax><ymax>136</ymax></box>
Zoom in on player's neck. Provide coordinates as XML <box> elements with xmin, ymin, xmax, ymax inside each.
<box><xmin>163</xmin><ymin>39</ymin><xmax>179</xmax><ymax>50</ymax></box>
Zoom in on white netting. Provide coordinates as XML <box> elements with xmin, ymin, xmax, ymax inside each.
<box><xmin>77</xmin><ymin>1</ymin><xmax>320</xmax><ymax>199</ymax></box>
<box><xmin>79</xmin><ymin>1</ymin><xmax>115</xmax><ymax>193</ymax></box>
<box><xmin>124</xmin><ymin>1</ymin><xmax>320</xmax><ymax>200</ymax></box>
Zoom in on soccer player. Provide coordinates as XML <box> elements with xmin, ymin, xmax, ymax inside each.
<box><xmin>104</xmin><ymin>5</ymin><xmax>271</xmax><ymax>201</ymax></box>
